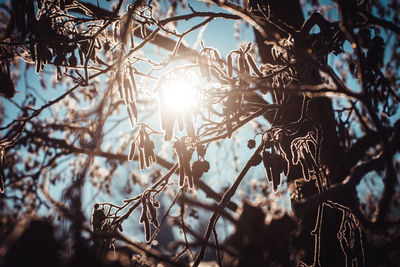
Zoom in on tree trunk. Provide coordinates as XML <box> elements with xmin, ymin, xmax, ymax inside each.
<box><xmin>249</xmin><ymin>0</ymin><xmax>364</xmax><ymax>266</ymax></box>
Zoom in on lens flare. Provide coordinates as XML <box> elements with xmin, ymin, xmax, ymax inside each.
<box><xmin>161</xmin><ymin>75</ymin><xmax>198</xmax><ymax>113</ymax></box>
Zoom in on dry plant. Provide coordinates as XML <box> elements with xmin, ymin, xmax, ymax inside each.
<box><xmin>1</xmin><ymin>0</ymin><xmax>400</xmax><ymax>266</ymax></box>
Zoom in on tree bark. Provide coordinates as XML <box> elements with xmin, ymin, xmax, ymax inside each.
<box><xmin>248</xmin><ymin>0</ymin><xmax>359</xmax><ymax>266</ymax></box>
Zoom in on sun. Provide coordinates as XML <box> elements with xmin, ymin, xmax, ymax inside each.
<box><xmin>160</xmin><ymin>73</ymin><xmax>199</xmax><ymax>114</ymax></box>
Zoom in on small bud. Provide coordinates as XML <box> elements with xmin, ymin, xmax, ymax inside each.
<box><xmin>247</xmin><ymin>139</ymin><xmax>256</xmax><ymax>149</ymax></box>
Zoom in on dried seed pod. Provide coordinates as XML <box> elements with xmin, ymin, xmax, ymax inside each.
<box><xmin>174</xmin><ymin>141</ymin><xmax>185</xmax><ymax>187</ymax></box>
<box><xmin>227</xmin><ymin>53</ymin><xmax>233</xmax><ymax>77</ymax></box>
<box><xmin>124</xmin><ymin>82</ymin><xmax>130</xmax><ymax>105</ymax></box>
<box><xmin>68</xmin><ymin>54</ymin><xmax>77</xmax><ymax>67</ymax></box>
<box><xmin>144</xmin><ymin>142</ymin><xmax>151</xmax><ymax>168</ymax></box>
<box><xmin>178</xmin><ymin>162</ymin><xmax>185</xmax><ymax>187</ymax></box>
<box><xmin>197</xmin><ymin>145</ymin><xmax>206</xmax><ymax>158</ymax></box>
<box><xmin>139</xmin><ymin>148</ymin><xmax>145</xmax><ymax>170</ymax></box>
<box><xmin>291</xmin><ymin>144</ymin><xmax>300</xmax><ymax>165</ymax></box>
<box><xmin>149</xmin><ymin>140</ymin><xmax>157</xmax><ymax>163</ymax></box>
<box><xmin>117</xmin><ymin>83</ymin><xmax>123</xmax><ymax>100</ymax></box>
<box><xmin>187</xmin><ymin>173</ymin><xmax>194</xmax><ymax>188</ymax></box>
<box><xmin>240</xmin><ymin>54</ymin><xmax>250</xmax><ymax>74</ymax></box>
<box><xmin>92</xmin><ymin>205</ymin><xmax>106</xmax><ymax>232</ymax></box>
<box><xmin>113</xmin><ymin>21</ymin><xmax>119</xmax><ymax>43</ymax></box>
<box><xmin>103</xmin><ymin>41</ymin><xmax>110</xmax><ymax>51</ymax></box>
<box><xmin>299</xmin><ymin>152</ymin><xmax>310</xmax><ymax>181</ymax></box>
<box><xmin>78</xmin><ymin>47</ymin><xmax>84</xmax><ymax>65</ymax></box>
<box><xmin>244</xmin><ymin>43</ymin><xmax>252</xmax><ymax>53</ymax></box>
<box><xmin>54</xmin><ymin>53</ymin><xmax>65</xmax><ymax>66</ymax></box>
<box><xmin>128</xmin><ymin>65</ymin><xmax>138</xmax><ymax>93</ymax></box>
<box><xmin>200</xmin><ymin>160</ymin><xmax>210</xmax><ymax>173</ymax></box>
<box><xmin>213</xmin><ymin>49</ymin><xmax>224</xmax><ymax>68</ymax></box>
<box><xmin>276</xmin><ymin>154</ymin><xmax>284</xmax><ymax>171</ymax></box>
<box><xmin>226</xmin><ymin>117</ymin><xmax>232</xmax><ymax>139</ymax></box>
<box><xmin>164</xmin><ymin>116</ymin><xmax>175</xmax><ymax>142</ymax></box>
<box><xmin>198</xmin><ymin>54</ymin><xmax>211</xmax><ymax>81</ymax></box>
<box><xmin>120</xmin><ymin>13</ymin><xmax>132</xmax><ymax>45</ymax></box>
<box><xmin>183</xmin><ymin>116</ymin><xmax>195</xmax><ymax>140</ymax></box>
<box><xmin>271</xmin><ymin>155</ymin><xmax>281</xmax><ymax>192</ymax></box>
<box><xmin>139</xmin><ymin>130</ymin><xmax>145</xmax><ymax>148</ymax></box>
<box><xmin>305</xmin><ymin>147</ymin><xmax>318</xmax><ymax>171</ymax></box>
<box><xmin>29</xmin><ymin>39</ymin><xmax>35</xmax><ymax>61</ymax></box>
<box><xmin>14</xmin><ymin>1</ymin><xmax>26</xmax><ymax>39</ymax></box>
<box><xmin>127</xmin><ymin>106</ymin><xmax>135</xmax><ymax>129</ymax></box>
<box><xmin>140</xmin><ymin>24</ymin><xmax>146</xmax><ymax>38</ymax></box>
<box><xmin>264</xmin><ymin>139</ymin><xmax>273</xmax><ymax>149</ymax></box>
<box><xmin>300</xmin><ymin>160</ymin><xmax>310</xmax><ymax>181</ymax></box>
<box><xmin>139</xmin><ymin>198</ymin><xmax>148</xmax><ymax>223</ymax></box>
<box><xmin>262</xmin><ymin>151</ymin><xmax>273</xmax><ymax>182</ymax></box>
<box><xmin>183</xmin><ymin>149</ymin><xmax>193</xmax><ymax>188</ymax></box>
<box><xmin>130</xmin><ymin>31</ymin><xmax>135</xmax><ymax>48</ymax></box>
<box><xmin>303</xmin><ymin>151</ymin><xmax>314</xmax><ymax>174</ymax></box>
<box><xmin>144</xmin><ymin>218</ymin><xmax>151</xmax><ymax>241</ymax></box>
<box><xmin>130</xmin><ymin>101</ymin><xmax>138</xmax><ymax>121</ymax></box>
<box><xmin>246</xmin><ymin>54</ymin><xmax>263</xmax><ymax>77</ymax></box>
<box><xmin>0</xmin><ymin>67</ymin><xmax>15</xmax><ymax>98</ymax></box>
<box><xmin>210</xmin><ymin>68</ymin><xmax>229</xmax><ymax>84</ymax></box>
<box><xmin>192</xmin><ymin>160</ymin><xmax>204</xmax><ymax>180</ymax></box>
<box><xmin>301</xmin><ymin>145</ymin><xmax>312</xmax><ymax>171</ymax></box>
<box><xmin>35</xmin><ymin>58</ymin><xmax>41</xmax><ymax>74</ymax></box>
<box><xmin>44</xmin><ymin>46</ymin><xmax>52</xmax><ymax>64</ymax></box>
<box><xmin>89</xmin><ymin>46</ymin><xmax>96</xmax><ymax>61</ymax></box>
<box><xmin>281</xmin><ymin>156</ymin><xmax>289</xmax><ymax>176</ymax></box>
<box><xmin>128</xmin><ymin>141</ymin><xmax>136</xmax><ymax>161</ymax></box>
<box><xmin>147</xmin><ymin>201</ymin><xmax>159</xmax><ymax>227</ymax></box>
<box><xmin>238</xmin><ymin>54</ymin><xmax>244</xmax><ymax>74</ymax></box>
<box><xmin>124</xmin><ymin>76</ymin><xmax>133</xmax><ymax>102</ymax></box>
<box><xmin>1</xmin><ymin>151</ymin><xmax>6</xmax><ymax>166</ymax></box>
<box><xmin>158</xmin><ymin>85</ymin><xmax>175</xmax><ymax>140</ymax></box>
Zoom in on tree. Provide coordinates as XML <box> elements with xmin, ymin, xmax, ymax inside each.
<box><xmin>1</xmin><ymin>0</ymin><xmax>400</xmax><ymax>266</ymax></box>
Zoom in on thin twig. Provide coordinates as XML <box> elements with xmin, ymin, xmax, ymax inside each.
<box><xmin>213</xmin><ymin>227</ymin><xmax>223</xmax><ymax>267</ymax></box>
<box><xmin>193</xmin><ymin>141</ymin><xmax>264</xmax><ymax>266</ymax></box>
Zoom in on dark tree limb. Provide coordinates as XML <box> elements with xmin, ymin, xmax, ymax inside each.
<box><xmin>292</xmin><ymin>120</ymin><xmax>400</xmax><ymax>223</ymax></box>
